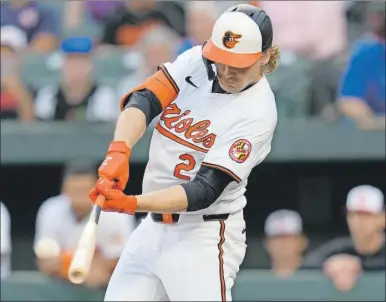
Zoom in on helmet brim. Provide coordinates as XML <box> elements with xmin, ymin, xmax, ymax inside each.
<box><xmin>202</xmin><ymin>39</ymin><xmax>262</xmax><ymax>68</ymax></box>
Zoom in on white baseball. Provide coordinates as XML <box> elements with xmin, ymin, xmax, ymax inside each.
<box><xmin>34</xmin><ymin>238</ymin><xmax>61</xmax><ymax>259</ymax></box>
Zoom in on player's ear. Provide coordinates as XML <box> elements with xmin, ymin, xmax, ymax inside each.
<box><xmin>260</xmin><ymin>50</ymin><xmax>270</xmax><ymax>65</ymax></box>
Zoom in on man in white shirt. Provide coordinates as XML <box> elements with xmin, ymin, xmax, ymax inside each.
<box><xmin>1</xmin><ymin>202</ymin><xmax>11</xmax><ymax>279</ymax></box>
<box><xmin>34</xmin><ymin>163</ymin><xmax>136</xmax><ymax>288</ymax></box>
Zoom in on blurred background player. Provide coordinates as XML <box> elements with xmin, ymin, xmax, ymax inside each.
<box><xmin>264</xmin><ymin>210</ymin><xmax>308</xmax><ymax>277</ymax></box>
<box><xmin>1</xmin><ymin>202</ymin><xmax>12</xmax><ymax>280</ymax></box>
<box><xmin>33</xmin><ymin>162</ymin><xmax>136</xmax><ymax>289</ymax></box>
<box><xmin>303</xmin><ymin>185</ymin><xmax>385</xmax><ymax>292</ymax></box>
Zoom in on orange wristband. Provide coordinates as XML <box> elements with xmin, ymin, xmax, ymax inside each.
<box><xmin>60</xmin><ymin>252</ymin><xmax>73</xmax><ymax>279</ymax></box>
<box><xmin>108</xmin><ymin>141</ymin><xmax>131</xmax><ymax>157</ymax></box>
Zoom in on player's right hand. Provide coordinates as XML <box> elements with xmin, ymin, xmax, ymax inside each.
<box><xmin>96</xmin><ymin>141</ymin><xmax>131</xmax><ymax>191</ymax></box>
<box><xmin>89</xmin><ymin>178</ymin><xmax>137</xmax><ymax>215</ymax></box>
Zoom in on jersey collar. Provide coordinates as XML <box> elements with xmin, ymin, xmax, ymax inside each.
<box><xmin>211</xmin><ymin>77</ymin><xmax>260</xmax><ymax>94</ymax></box>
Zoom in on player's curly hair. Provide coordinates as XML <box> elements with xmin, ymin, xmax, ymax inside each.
<box><xmin>263</xmin><ymin>45</ymin><xmax>281</xmax><ymax>74</ymax></box>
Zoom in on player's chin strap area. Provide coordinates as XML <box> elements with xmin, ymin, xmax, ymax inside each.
<box><xmin>202</xmin><ymin>41</ymin><xmax>215</xmax><ymax>81</ymax></box>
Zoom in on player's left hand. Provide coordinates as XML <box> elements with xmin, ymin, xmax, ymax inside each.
<box><xmin>89</xmin><ymin>179</ymin><xmax>137</xmax><ymax>215</ymax></box>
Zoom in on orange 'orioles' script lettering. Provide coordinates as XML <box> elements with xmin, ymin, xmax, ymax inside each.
<box><xmin>158</xmin><ymin>103</ymin><xmax>216</xmax><ymax>151</ymax></box>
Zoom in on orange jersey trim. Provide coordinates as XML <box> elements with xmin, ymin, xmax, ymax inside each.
<box><xmin>201</xmin><ymin>162</ymin><xmax>241</xmax><ymax>183</ymax></box>
<box><xmin>158</xmin><ymin>64</ymin><xmax>179</xmax><ymax>93</ymax></box>
<box><xmin>155</xmin><ymin>123</ymin><xmax>209</xmax><ymax>153</ymax></box>
<box><xmin>119</xmin><ymin>67</ymin><xmax>179</xmax><ymax>111</ymax></box>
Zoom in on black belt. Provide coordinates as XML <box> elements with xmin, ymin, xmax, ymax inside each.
<box><xmin>151</xmin><ymin>213</ymin><xmax>230</xmax><ymax>224</ymax></box>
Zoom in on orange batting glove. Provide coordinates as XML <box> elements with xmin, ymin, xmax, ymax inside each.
<box><xmin>96</xmin><ymin>141</ymin><xmax>131</xmax><ymax>191</ymax></box>
<box><xmin>89</xmin><ymin>178</ymin><xmax>137</xmax><ymax>215</ymax></box>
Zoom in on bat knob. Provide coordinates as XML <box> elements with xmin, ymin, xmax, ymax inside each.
<box><xmin>68</xmin><ymin>269</ymin><xmax>87</xmax><ymax>284</ymax></box>
<box><xmin>68</xmin><ymin>247</ymin><xmax>91</xmax><ymax>284</ymax></box>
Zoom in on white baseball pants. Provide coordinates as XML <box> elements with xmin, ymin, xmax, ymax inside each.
<box><xmin>104</xmin><ymin>211</ymin><xmax>246</xmax><ymax>301</ymax></box>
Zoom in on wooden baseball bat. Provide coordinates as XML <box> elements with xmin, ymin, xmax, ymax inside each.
<box><xmin>68</xmin><ymin>195</ymin><xmax>105</xmax><ymax>284</ymax></box>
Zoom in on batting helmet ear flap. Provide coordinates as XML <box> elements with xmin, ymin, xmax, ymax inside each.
<box><xmin>202</xmin><ymin>41</ymin><xmax>215</xmax><ymax>81</ymax></box>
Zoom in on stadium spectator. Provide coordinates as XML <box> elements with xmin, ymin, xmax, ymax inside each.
<box><xmin>65</xmin><ymin>1</ymin><xmax>123</xmax><ymax>30</ymax></box>
<box><xmin>261</xmin><ymin>1</ymin><xmax>347</xmax><ymax>61</ymax></box>
<box><xmin>338</xmin><ymin>3</ymin><xmax>385</xmax><ymax>130</ymax></box>
<box><xmin>0</xmin><ymin>25</ymin><xmax>34</xmax><ymax>121</ymax></box>
<box><xmin>0</xmin><ymin>0</ymin><xmax>60</xmax><ymax>53</ymax></box>
<box><xmin>264</xmin><ymin>210</ymin><xmax>308</xmax><ymax>277</ymax></box>
<box><xmin>303</xmin><ymin>185</ymin><xmax>385</xmax><ymax>291</ymax></box>
<box><xmin>1</xmin><ymin>202</ymin><xmax>11</xmax><ymax>280</ymax></box>
<box><xmin>34</xmin><ymin>37</ymin><xmax>118</xmax><ymax>122</ymax></box>
<box><xmin>176</xmin><ymin>1</ymin><xmax>219</xmax><ymax>56</ymax></box>
<box><xmin>33</xmin><ymin>163</ymin><xmax>136</xmax><ymax>289</ymax></box>
<box><xmin>260</xmin><ymin>1</ymin><xmax>347</xmax><ymax>120</ymax></box>
<box><xmin>100</xmin><ymin>0</ymin><xmax>184</xmax><ymax>48</ymax></box>
<box><xmin>117</xmin><ymin>25</ymin><xmax>180</xmax><ymax>97</ymax></box>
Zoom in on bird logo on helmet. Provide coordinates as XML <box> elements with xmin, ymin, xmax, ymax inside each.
<box><xmin>222</xmin><ymin>31</ymin><xmax>242</xmax><ymax>49</ymax></box>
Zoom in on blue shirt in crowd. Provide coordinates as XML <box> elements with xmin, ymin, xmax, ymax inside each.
<box><xmin>339</xmin><ymin>37</ymin><xmax>385</xmax><ymax>116</ymax></box>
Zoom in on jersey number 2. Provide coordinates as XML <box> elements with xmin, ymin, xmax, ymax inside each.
<box><xmin>174</xmin><ymin>154</ymin><xmax>196</xmax><ymax>181</ymax></box>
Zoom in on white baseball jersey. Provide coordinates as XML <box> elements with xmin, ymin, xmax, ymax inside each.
<box><xmin>1</xmin><ymin>202</ymin><xmax>11</xmax><ymax>279</ymax></box>
<box><xmin>143</xmin><ymin>46</ymin><xmax>277</xmax><ymax>215</ymax></box>
<box><xmin>34</xmin><ymin>195</ymin><xmax>136</xmax><ymax>259</ymax></box>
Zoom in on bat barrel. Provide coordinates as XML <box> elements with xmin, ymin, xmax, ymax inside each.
<box><xmin>68</xmin><ymin>221</ymin><xmax>98</xmax><ymax>283</ymax></box>
<box><xmin>68</xmin><ymin>196</ymin><xmax>105</xmax><ymax>284</ymax></box>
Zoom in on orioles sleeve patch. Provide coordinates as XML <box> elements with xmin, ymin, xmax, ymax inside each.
<box><xmin>229</xmin><ymin>139</ymin><xmax>252</xmax><ymax>163</ymax></box>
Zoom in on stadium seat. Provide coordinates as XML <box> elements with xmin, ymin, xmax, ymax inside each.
<box><xmin>20</xmin><ymin>53</ymin><xmax>60</xmax><ymax>89</ymax></box>
<box><xmin>92</xmin><ymin>50</ymin><xmax>138</xmax><ymax>86</ymax></box>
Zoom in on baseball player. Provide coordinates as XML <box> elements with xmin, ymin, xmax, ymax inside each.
<box><xmin>90</xmin><ymin>4</ymin><xmax>280</xmax><ymax>301</ymax></box>
<box><xmin>34</xmin><ymin>163</ymin><xmax>136</xmax><ymax>288</ymax></box>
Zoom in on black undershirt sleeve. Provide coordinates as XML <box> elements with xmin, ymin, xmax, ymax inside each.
<box><xmin>123</xmin><ymin>89</ymin><xmax>163</xmax><ymax>126</ymax></box>
<box><xmin>181</xmin><ymin>165</ymin><xmax>234</xmax><ymax>212</ymax></box>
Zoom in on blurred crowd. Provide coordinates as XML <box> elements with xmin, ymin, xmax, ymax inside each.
<box><xmin>0</xmin><ymin>0</ymin><xmax>385</xmax><ymax>129</ymax></box>
<box><xmin>1</xmin><ymin>161</ymin><xmax>385</xmax><ymax>292</ymax></box>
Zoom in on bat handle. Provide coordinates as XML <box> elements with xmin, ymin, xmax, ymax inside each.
<box><xmin>91</xmin><ymin>195</ymin><xmax>105</xmax><ymax>224</ymax></box>
<box><xmin>96</xmin><ymin>194</ymin><xmax>105</xmax><ymax>208</ymax></box>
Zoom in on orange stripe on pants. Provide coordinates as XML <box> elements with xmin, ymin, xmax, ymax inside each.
<box><xmin>218</xmin><ymin>221</ymin><xmax>226</xmax><ymax>301</ymax></box>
